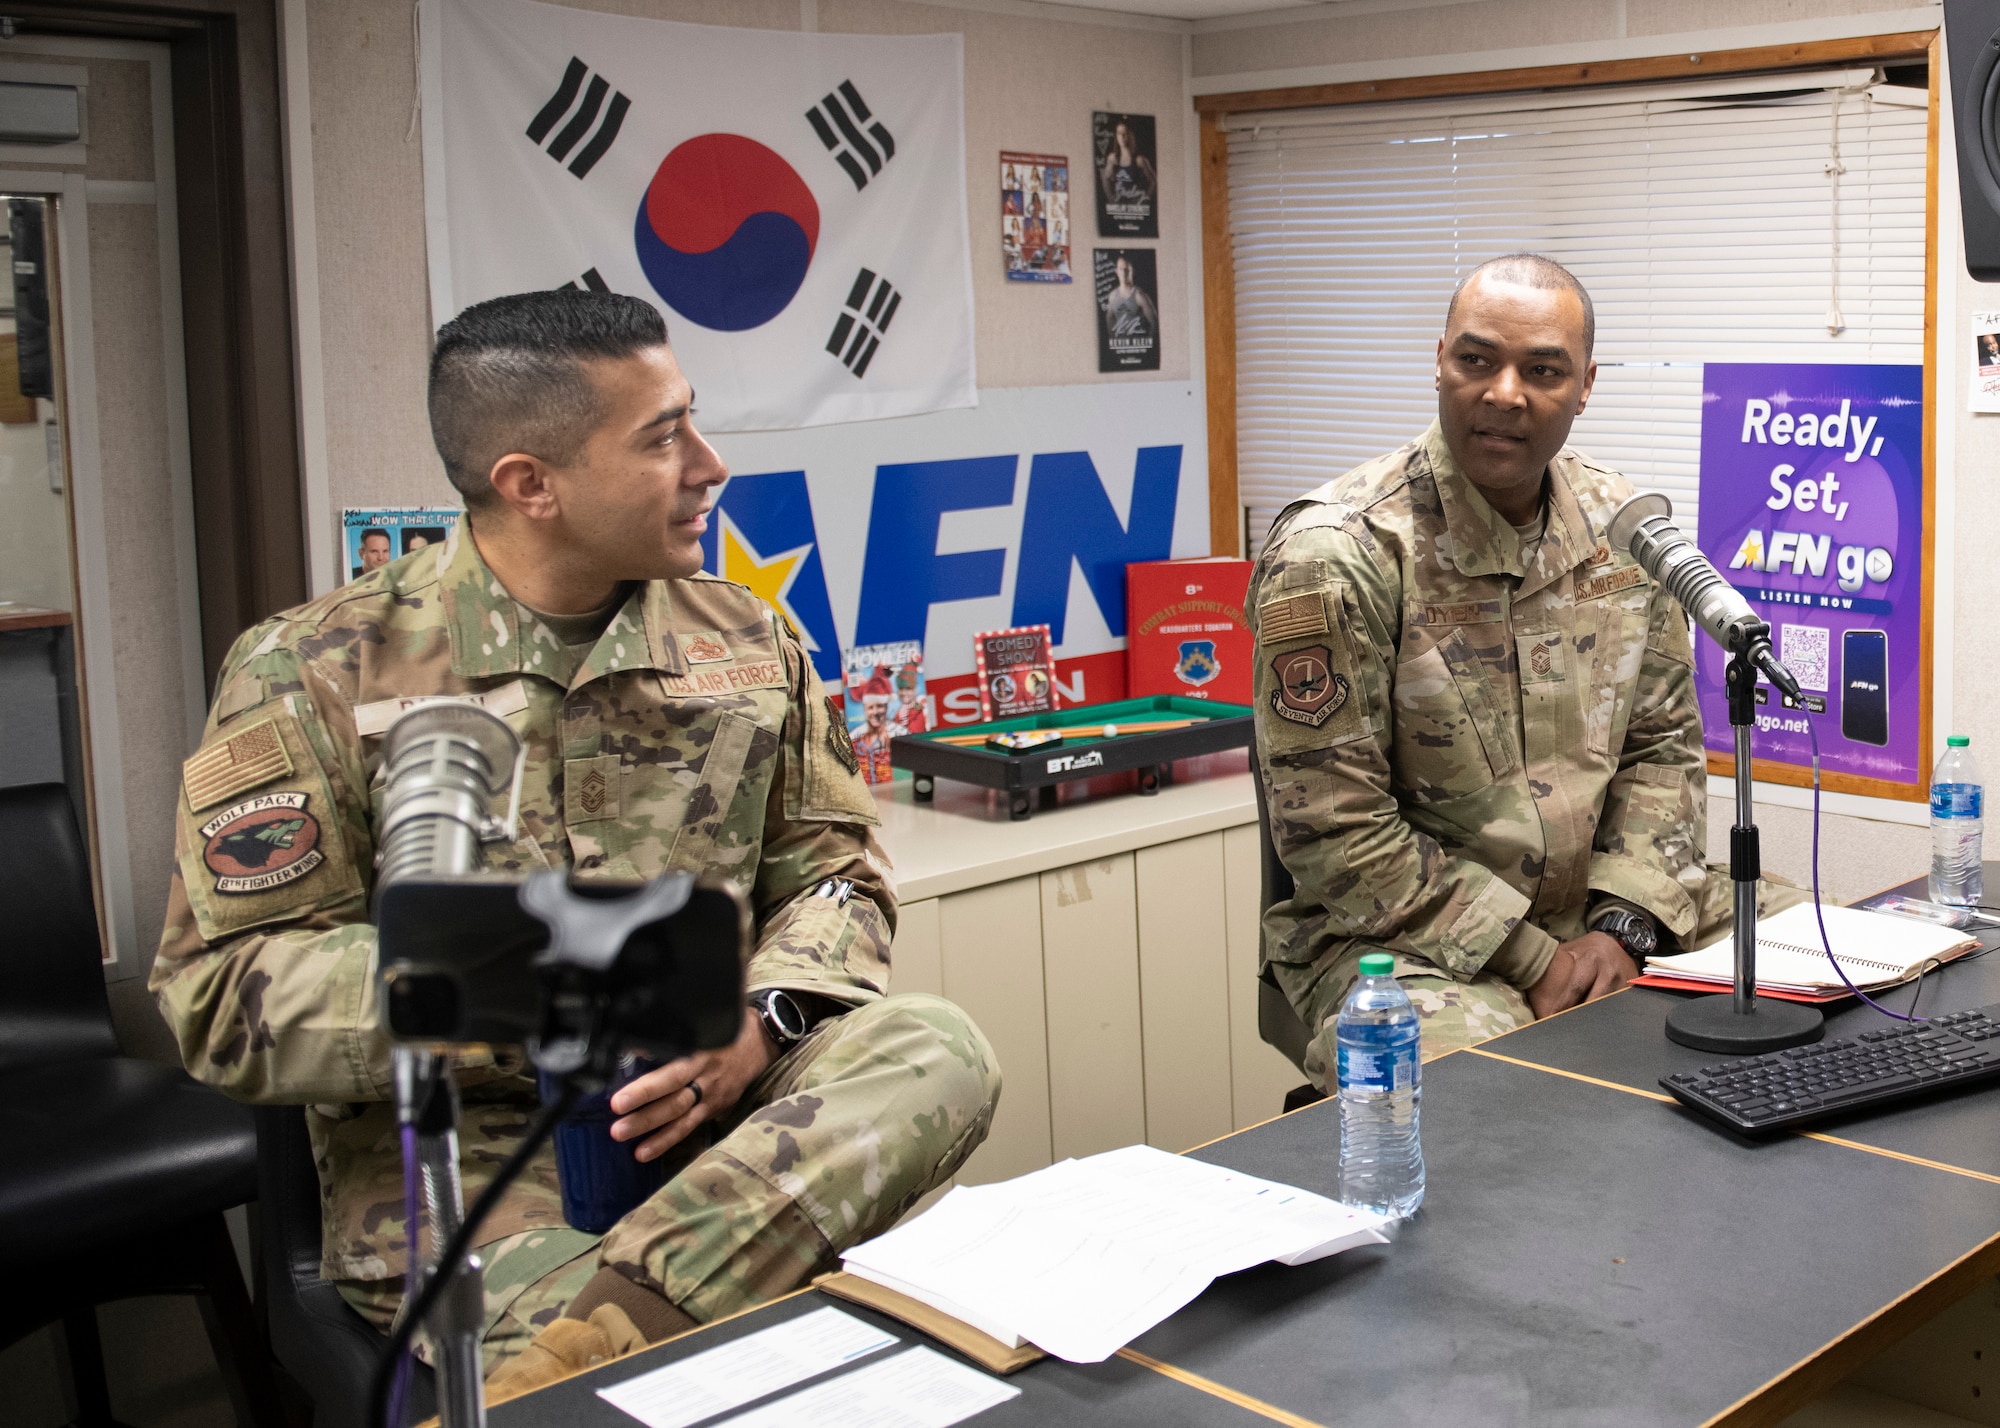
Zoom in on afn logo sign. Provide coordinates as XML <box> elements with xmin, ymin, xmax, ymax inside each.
<box><xmin>702</xmin><ymin>383</ymin><xmax>1209</xmax><ymax>720</ymax></box>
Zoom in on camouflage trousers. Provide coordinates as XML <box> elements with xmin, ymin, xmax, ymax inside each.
<box><xmin>1297</xmin><ymin>868</ymin><xmax>1813</xmax><ymax>1087</ymax></box>
<box><xmin>338</xmin><ymin>992</ymin><xmax>1000</xmax><ymax>1375</ymax></box>
<box><xmin>1301</xmin><ymin>973</ymin><xmax>1533</xmax><ymax>1086</ymax></box>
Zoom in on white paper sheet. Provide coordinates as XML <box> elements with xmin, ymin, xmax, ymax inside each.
<box><xmin>842</xmin><ymin>1144</ymin><xmax>1392</xmax><ymax>1363</ymax></box>
<box><xmin>716</xmin><ymin>1346</ymin><xmax>1020</xmax><ymax>1428</ymax></box>
<box><xmin>595</xmin><ymin>1306</ymin><xmax>895</xmax><ymax>1428</ymax></box>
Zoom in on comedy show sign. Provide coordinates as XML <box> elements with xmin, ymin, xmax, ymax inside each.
<box><xmin>420</xmin><ymin>0</ymin><xmax>975</xmax><ymax>432</ymax></box>
<box><xmin>1695</xmin><ymin>363</ymin><xmax>1924</xmax><ymax>786</ymax></box>
<box><xmin>702</xmin><ymin>383</ymin><xmax>1209</xmax><ymax>723</ymax></box>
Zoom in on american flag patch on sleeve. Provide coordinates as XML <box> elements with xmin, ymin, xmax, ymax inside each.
<box><xmin>183</xmin><ymin>717</ymin><xmax>294</xmax><ymax>813</ymax></box>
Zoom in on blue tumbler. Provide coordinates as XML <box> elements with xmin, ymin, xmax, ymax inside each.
<box><xmin>540</xmin><ymin>1056</ymin><xmax>672</xmax><ymax>1233</ymax></box>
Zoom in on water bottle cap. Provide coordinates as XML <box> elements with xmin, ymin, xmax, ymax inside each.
<box><xmin>1358</xmin><ymin>953</ymin><xmax>1394</xmax><ymax>977</ymax></box>
<box><xmin>1950</xmin><ymin>735</ymin><xmax>1970</xmax><ymax>747</ymax></box>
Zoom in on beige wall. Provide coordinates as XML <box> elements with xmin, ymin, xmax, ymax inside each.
<box><xmin>300</xmin><ymin>0</ymin><xmax>1192</xmax><ymax>521</ymax></box>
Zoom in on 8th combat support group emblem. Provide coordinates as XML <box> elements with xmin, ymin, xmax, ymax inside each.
<box><xmin>1270</xmin><ymin>646</ymin><xmax>1349</xmax><ymax>728</ymax></box>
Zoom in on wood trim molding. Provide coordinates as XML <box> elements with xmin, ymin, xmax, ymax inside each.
<box><xmin>1916</xmin><ymin>32</ymin><xmax>1941</xmax><ymax>805</ymax></box>
<box><xmin>1194</xmin><ymin>30</ymin><xmax>1936</xmax><ymax>116</ymax></box>
<box><xmin>1199</xmin><ymin>111</ymin><xmax>1240</xmax><ymax>557</ymax></box>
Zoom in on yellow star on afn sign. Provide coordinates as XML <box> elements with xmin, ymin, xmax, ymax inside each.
<box><xmin>720</xmin><ymin>512</ymin><xmax>818</xmax><ymax>652</ymax></box>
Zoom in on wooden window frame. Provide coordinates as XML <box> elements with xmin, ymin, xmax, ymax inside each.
<box><xmin>1196</xmin><ymin>29</ymin><xmax>1941</xmax><ymax>804</ymax></box>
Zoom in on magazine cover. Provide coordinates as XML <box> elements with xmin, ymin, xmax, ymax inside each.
<box><xmin>1094</xmin><ymin>249</ymin><xmax>1160</xmax><ymax>372</ymax></box>
<box><xmin>1092</xmin><ymin>112</ymin><xmax>1158</xmax><ymax>238</ymax></box>
<box><xmin>1002</xmin><ymin>151</ymin><xmax>1071</xmax><ymax>283</ymax></box>
<box><xmin>843</xmin><ymin>639</ymin><xmax>933</xmax><ymax>783</ymax></box>
<box><xmin>973</xmin><ymin>624</ymin><xmax>1058</xmax><ymax>720</ymax></box>
<box><xmin>342</xmin><ymin>506</ymin><xmax>458</xmax><ymax>583</ymax></box>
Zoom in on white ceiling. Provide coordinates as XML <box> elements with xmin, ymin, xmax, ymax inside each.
<box><xmin>1047</xmin><ymin>0</ymin><xmax>1323</xmax><ymax>20</ymax></box>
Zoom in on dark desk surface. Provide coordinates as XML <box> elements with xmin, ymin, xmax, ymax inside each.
<box><xmin>495</xmin><ymin>875</ymin><xmax>2000</xmax><ymax>1428</ymax></box>
<box><xmin>1487</xmin><ymin>874</ymin><xmax>2000</xmax><ymax>1181</ymax></box>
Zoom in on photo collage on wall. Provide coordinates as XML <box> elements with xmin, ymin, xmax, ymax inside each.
<box><xmin>1091</xmin><ymin>112</ymin><xmax>1160</xmax><ymax>372</ymax></box>
<box><xmin>1001</xmin><ymin>114</ymin><xmax>1163</xmax><ymax>370</ymax></box>
<box><xmin>1002</xmin><ymin>151</ymin><xmax>1071</xmax><ymax>283</ymax></box>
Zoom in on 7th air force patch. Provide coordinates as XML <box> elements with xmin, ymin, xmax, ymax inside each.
<box><xmin>1271</xmin><ymin>645</ymin><xmax>1348</xmax><ymax>727</ymax></box>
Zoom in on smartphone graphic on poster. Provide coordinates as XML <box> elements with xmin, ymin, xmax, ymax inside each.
<box><xmin>1841</xmin><ymin>629</ymin><xmax>1889</xmax><ymax>746</ymax></box>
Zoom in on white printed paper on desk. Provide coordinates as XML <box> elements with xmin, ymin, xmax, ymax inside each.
<box><xmin>595</xmin><ymin>1306</ymin><xmax>894</xmax><ymax>1428</ymax></box>
<box><xmin>841</xmin><ymin>1144</ymin><xmax>1392</xmax><ymax>1363</ymax></box>
<box><xmin>717</xmin><ymin>1347</ymin><xmax>1018</xmax><ymax>1428</ymax></box>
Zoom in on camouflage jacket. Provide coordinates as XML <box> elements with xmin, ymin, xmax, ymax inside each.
<box><xmin>1250</xmin><ymin>423</ymin><xmax>1705</xmax><ymax>1025</ymax></box>
<box><xmin>150</xmin><ymin>519</ymin><xmax>891</xmax><ymax>1281</ymax></box>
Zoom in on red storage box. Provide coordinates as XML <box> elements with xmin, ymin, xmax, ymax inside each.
<box><xmin>1124</xmin><ymin>557</ymin><xmax>1254</xmax><ymax>705</ymax></box>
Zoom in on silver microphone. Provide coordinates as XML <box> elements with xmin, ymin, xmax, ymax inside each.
<box><xmin>1606</xmin><ymin>493</ymin><xmax>1801</xmax><ymax>700</ymax></box>
<box><xmin>372</xmin><ymin>699</ymin><xmax>524</xmax><ymax>1428</ymax></box>
<box><xmin>375</xmin><ymin>701</ymin><xmax>523</xmax><ymax>889</ymax></box>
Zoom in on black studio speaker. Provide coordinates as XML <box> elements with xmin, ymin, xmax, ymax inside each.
<box><xmin>1947</xmin><ymin>0</ymin><xmax>2000</xmax><ymax>278</ymax></box>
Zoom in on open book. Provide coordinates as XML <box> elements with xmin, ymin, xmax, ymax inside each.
<box><xmin>1642</xmin><ymin>901</ymin><xmax>1979</xmax><ymax>996</ymax></box>
<box><xmin>836</xmin><ymin>1144</ymin><xmax>1392</xmax><ymax>1365</ymax></box>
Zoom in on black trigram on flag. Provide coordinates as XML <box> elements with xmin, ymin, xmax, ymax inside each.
<box><xmin>561</xmin><ymin>267</ymin><xmax>610</xmax><ymax>294</ymax></box>
<box><xmin>826</xmin><ymin>269</ymin><xmax>899</xmax><ymax>378</ymax></box>
<box><xmin>806</xmin><ymin>81</ymin><xmax>895</xmax><ymax>192</ymax></box>
<box><xmin>526</xmin><ymin>57</ymin><xmax>629</xmax><ymax>179</ymax></box>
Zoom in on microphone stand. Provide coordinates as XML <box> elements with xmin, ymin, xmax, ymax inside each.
<box><xmin>1663</xmin><ymin>620</ymin><xmax>1826</xmax><ymax>1054</ymax></box>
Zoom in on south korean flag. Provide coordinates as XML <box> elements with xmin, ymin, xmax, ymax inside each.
<box><xmin>420</xmin><ymin>0</ymin><xmax>976</xmax><ymax>432</ymax></box>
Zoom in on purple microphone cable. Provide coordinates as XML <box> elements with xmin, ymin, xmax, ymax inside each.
<box><xmin>1805</xmin><ymin>712</ymin><xmax>1929</xmax><ymax>1022</ymax></box>
<box><xmin>385</xmin><ymin>1121</ymin><xmax>421</xmax><ymax>1428</ymax></box>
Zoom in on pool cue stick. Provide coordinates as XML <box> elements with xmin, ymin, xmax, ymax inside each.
<box><xmin>933</xmin><ymin>717</ymin><xmax>1202</xmax><ymax>747</ymax></box>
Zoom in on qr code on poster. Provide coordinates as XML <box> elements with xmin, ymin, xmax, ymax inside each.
<box><xmin>1781</xmin><ymin>623</ymin><xmax>1830</xmax><ymax>693</ymax></box>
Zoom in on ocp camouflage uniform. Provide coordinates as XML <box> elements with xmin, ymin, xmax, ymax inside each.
<box><xmin>150</xmin><ymin>520</ymin><xmax>1000</xmax><ymax>1371</ymax></box>
<box><xmin>1250</xmin><ymin>424</ymin><xmax>1800</xmax><ymax>1081</ymax></box>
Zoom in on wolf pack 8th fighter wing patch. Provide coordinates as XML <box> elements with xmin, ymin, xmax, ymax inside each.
<box><xmin>200</xmin><ymin>793</ymin><xmax>325</xmax><ymax>895</ymax></box>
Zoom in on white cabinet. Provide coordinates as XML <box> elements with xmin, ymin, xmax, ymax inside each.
<box><xmin>880</xmin><ymin>764</ymin><xmax>1302</xmax><ymax>1187</ymax></box>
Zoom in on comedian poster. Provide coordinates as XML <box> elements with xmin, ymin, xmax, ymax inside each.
<box><xmin>1695</xmin><ymin>363</ymin><xmax>1924</xmax><ymax>786</ymax></box>
<box><xmin>420</xmin><ymin>0</ymin><xmax>975</xmax><ymax>432</ymax></box>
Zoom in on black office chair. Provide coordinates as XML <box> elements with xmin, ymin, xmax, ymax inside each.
<box><xmin>0</xmin><ymin>782</ymin><xmax>284</xmax><ymax>1427</ymax></box>
<box><xmin>1250</xmin><ymin>740</ymin><xmax>1321</xmax><ymax>1097</ymax></box>
<box><xmin>257</xmin><ymin>1105</ymin><xmax>436</xmax><ymax>1428</ymax></box>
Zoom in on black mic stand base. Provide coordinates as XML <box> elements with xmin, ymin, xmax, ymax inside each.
<box><xmin>1662</xmin><ymin>641</ymin><xmax>1824</xmax><ymax>1056</ymax></box>
<box><xmin>1665</xmin><ymin>992</ymin><xmax>1824</xmax><ymax>1054</ymax></box>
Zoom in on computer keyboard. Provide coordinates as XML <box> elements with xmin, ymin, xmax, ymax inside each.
<box><xmin>1660</xmin><ymin>1004</ymin><xmax>2000</xmax><ymax>1134</ymax></box>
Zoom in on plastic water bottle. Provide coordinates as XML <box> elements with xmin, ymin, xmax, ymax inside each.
<box><xmin>1336</xmin><ymin>952</ymin><xmax>1425</xmax><ymax>1217</ymax></box>
<box><xmin>1931</xmin><ymin>735</ymin><xmax>1985</xmax><ymax>907</ymax></box>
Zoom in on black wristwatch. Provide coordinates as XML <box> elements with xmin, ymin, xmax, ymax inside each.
<box><xmin>1591</xmin><ymin>907</ymin><xmax>1658</xmax><ymax>967</ymax></box>
<box><xmin>750</xmin><ymin>989</ymin><xmax>816</xmax><ymax>1049</ymax></box>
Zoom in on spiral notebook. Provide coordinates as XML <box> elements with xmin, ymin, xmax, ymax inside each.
<box><xmin>1639</xmin><ymin>902</ymin><xmax>1979</xmax><ymax>996</ymax></box>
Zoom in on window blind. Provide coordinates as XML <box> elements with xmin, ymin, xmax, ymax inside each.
<box><xmin>1226</xmin><ymin>75</ymin><xmax>1928</xmax><ymax>552</ymax></box>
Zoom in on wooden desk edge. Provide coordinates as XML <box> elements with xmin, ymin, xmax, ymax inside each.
<box><xmin>1703</xmin><ymin>1228</ymin><xmax>2000</xmax><ymax>1428</ymax></box>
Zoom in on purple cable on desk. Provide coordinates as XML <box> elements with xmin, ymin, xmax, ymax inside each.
<box><xmin>1806</xmin><ymin>713</ymin><xmax>1925</xmax><ymax>1022</ymax></box>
